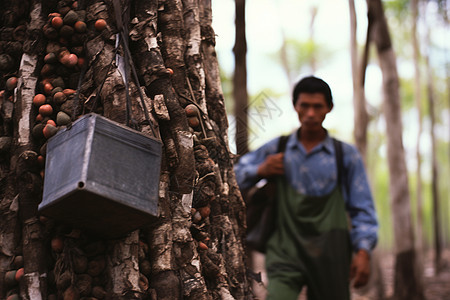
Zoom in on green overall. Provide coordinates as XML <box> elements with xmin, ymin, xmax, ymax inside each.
<box><xmin>265</xmin><ymin>179</ymin><xmax>351</xmax><ymax>300</ymax></box>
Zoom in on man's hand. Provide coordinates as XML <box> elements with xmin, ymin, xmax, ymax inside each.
<box><xmin>350</xmin><ymin>249</ymin><xmax>370</xmax><ymax>288</ymax></box>
<box><xmin>257</xmin><ymin>153</ymin><xmax>284</xmax><ymax>178</ymax></box>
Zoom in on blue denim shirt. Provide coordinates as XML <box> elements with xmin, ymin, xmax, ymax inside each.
<box><xmin>235</xmin><ymin>132</ymin><xmax>378</xmax><ymax>253</ymax></box>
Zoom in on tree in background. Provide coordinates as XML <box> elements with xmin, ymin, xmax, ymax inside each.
<box><xmin>349</xmin><ymin>0</ymin><xmax>370</xmax><ymax>164</ymax></box>
<box><xmin>233</xmin><ymin>0</ymin><xmax>249</xmax><ymax>156</ymax></box>
<box><xmin>348</xmin><ymin>2</ymin><xmax>386</xmax><ymax>299</ymax></box>
<box><xmin>0</xmin><ymin>0</ymin><xmax>250</xmax><ymax>299</ymax></box>
<box><xmin>277</xmin><ymin>3</ymin><xmax>326</xmax><ymax>89</ymax></box>
<box><xmin>411</xmin><ymin>0</ymin><xmax>425</xmax><ymax>273</ymax></box>
<box><xmin>423</xmin><ymin>1</ymin><xmax>443</xmax><ymax>273</ymax></box>
<box><xmin>384</xmin><ymin>0</ymin><xmax>448</xmax><ymax>274</ymax></box>
<box><xmin>367</xmin><ymin>0</ymin><xmax>425</xmax><ymax>299</ymax></box>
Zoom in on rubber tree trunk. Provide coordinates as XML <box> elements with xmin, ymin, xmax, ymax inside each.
<box><xmin>0</xmin><ymin>0</ymin><xmax>250</xmax><ymax>299</ymax></box>
<box><xmin>366</xmin><ymin>0</ymin><xmax>425</xmax><ymax>299</ymax></box>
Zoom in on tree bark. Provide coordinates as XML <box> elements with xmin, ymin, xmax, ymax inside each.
<box><xmin>367</xmin><ymin>0</ymin><xmax>425</xmax><ymax>299</ymax></box>
<box><xmin>0</xmin><ymin>0</ymin><xmax>250</xmax><ymax>299</ymax></box>
<box><xmin>2</xmin><ymin>1</ymin><xmax>48</xmax><ymax>299</ymax></box>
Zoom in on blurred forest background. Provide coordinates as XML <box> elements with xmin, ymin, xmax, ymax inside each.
<box><xmin>212</xmin><ymin>0</ymin><xmax>449</xmax><ymax>297</ymax></box>
<box><xmin>213</xmin><ymin>0</ymin><xmax>448</xmax><ymax>254</ymax></box>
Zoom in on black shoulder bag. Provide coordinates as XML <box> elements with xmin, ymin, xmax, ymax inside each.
<box><xmin>244</xmin><ymin>135</ymin><xmax>289</xmax><ymax>253</ymax></box>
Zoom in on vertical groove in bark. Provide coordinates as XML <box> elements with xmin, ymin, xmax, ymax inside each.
<box><xmin>15</xmin><ymin>2</ymin><xmax>47</xmax><ymax>299</ymax></box>
<box><xmin>106</xmin><ymin>231</ymin><xmax>141</xmax><ymax>298</ymax></box>
<box><xmin>233</xmin><ymin>0</ymin><xmax>248</xmax><ymax>156</ymax></box>
<box><xmin>21</xmin><ymin>218</ymin><xmax>46</xmax><ymax>300</ymax></box>
<box><xmin>199</xmin><ymin>0</ymin><xmax>228</xmax><ymax>135</ymax></box>
<box><xmin>158</xmin><ymin>0</ymin><xmax>190</xmax><ymax>109</ymax></box>
<box><xmin>158</xmin><ymin>2</ymin><xmax>211</xmax><ymax>299</ymax></box>
<box><xmin>132</xmin><ymin>0</ymin><xmax>206</xmax><ymax>298</ymax></box>
<box><xmin>200</xmin><ymin>1</ymin><xmax>249</xmax><ymax>298</ymax></box>
<box><xmin>367</xmin><ymin>0</ymin><xmax>425</xmax><ymax>299</ymax></box>
<box><xmin>0</xmin><ymin>0</ymin><xmax>28</xmax><ymax>295</ymax></box>
<box><xmin>182</xmin><ymin>0</ymin><xmax>207</xmax><ymax>112</ymax></box>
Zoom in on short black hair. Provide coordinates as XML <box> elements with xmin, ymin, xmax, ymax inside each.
<box><xmin>292</xmin><ymin>76</ymin><xmax>333</xmax><ymax>108</ymax></box>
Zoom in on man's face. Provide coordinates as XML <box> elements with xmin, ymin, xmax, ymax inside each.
<box><xmin>294</xmin><ymin>93</ymin><xmax>332</xmax><ymax>131</ymax></box>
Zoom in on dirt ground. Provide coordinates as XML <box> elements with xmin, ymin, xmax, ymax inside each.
<box><xmin>249</xmin><ymin>248</ymin><xmax>450</xmax><ymax>300</ymax></box>
<box><xmin>352</xmin><ymin>248</ymin><xmax>450</xmax><ymax>300</ymax></box>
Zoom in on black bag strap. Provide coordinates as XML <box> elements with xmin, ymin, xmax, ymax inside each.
<box><xmin>277</xmin><ymin>135</ymin><xmax>289</xmax><ymax>153</ymax></box>
<box><xmin>332</xmin><ymin>138</ymin><xmax>345</xmax><ymax>187</ymax></box>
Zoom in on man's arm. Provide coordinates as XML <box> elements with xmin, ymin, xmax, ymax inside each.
<box><xmin>342</xmin><ymin>144</ymin><xmax>378</xmax><ymax>287</ymax></box>
<box><xmin>234</xmin><ymin>137</ymin><xmax>284</xmax><ymax>190</ymax></box>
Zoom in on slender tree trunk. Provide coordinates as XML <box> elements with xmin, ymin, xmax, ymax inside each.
<box><xmin>348</xmin><ymin>2</ymin><xmax>384</xmax><ymax>299</ymax></box>
<box><xmin>424</xmin><ymin>19</ymin><xmax>443</xmax><ymax>274</ymax></box>
<box><xmin>426</xmin><ymin>55</ymin><xmax>442</xmax><ymax>274</ymax></box>
<box><xmin>233</xmin><ymin>0</ymin><xmax>249</xmax><ymax>156</ymax></box>
<box><xmin>0</xmin><ymin>0</ymin><xmax>250</xmax><ymax>299</ymax></box>
<box><xmin>308</xmin><ymin>5</ymin><xmax>318</xmax><ymax>73</ymax></box>
<box><xmin>279</xmin><ymin>31</ymin><xmax>294</xmax><ymax>88</ymax></box>
<box><xmin>366</xmin><ymin>0</ymin><xmax>425</xmax><ymax>299</ymax></box>
<box><xmin>349</xmin><ymin>0</ymin><xmax>370</xmax><ymax>164</ymax></box>
<box><xmin>411</xmin><ymin>0</ymin><xmax>425</xmax><ymax>275</ymax></box>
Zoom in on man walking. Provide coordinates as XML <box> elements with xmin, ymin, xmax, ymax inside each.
<box><xmin>235</xmin><ymin>76</ymin><xmax>378</xmax><ymax>299</ymax></box>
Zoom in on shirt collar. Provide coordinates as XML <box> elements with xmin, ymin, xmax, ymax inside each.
<box><xmin>287</xmin><ymin>129</ymin><xmax>334</xmax><ymax>154</ymax></box>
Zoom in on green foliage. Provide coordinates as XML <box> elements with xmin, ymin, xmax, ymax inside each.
<box><xmin>437</xmin><ymin>139</ymin><xmax>450</xmax><ymax>246</ymax></box>
<box><xmin>284</xmin><ymin>39</ymin><xmax>324</xmax><ymax>72</ymax></box>
<box><xmin>366</xmin><ymin>127</ymin><xmax>392</xmax><ymax>250</ymax></box>
<box><xmin>373</xmin><ymin>165</ymin><xmax>394</xmax><ymax>250</ymax></box>
<box><xmin>421</xmin><ymin>178</ymin><xmax>435</xmax><ymax>247</ymax></box>
<box><xmin>383</xmin><ymin>0</ymin><xmax>411</xmax><ymax>19</ymax></box>
<box><xmin>409</xmin><ymin>171</ymin><xmax>434</xmax><ymax>248</ymax></box>
<box><xmin>268</xmin><ymin>37</ymin><xmax>333</xmax><ymax>79</ymax></box>
<box><xmin>399</xmin><ymin>78</ymin><xmax>415</xmax><ymax>110</ymax></box>
<box><xmin>248</xmin><ymin>88</ymin><xmax>284</xmax><ymax>107</ymax></box>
